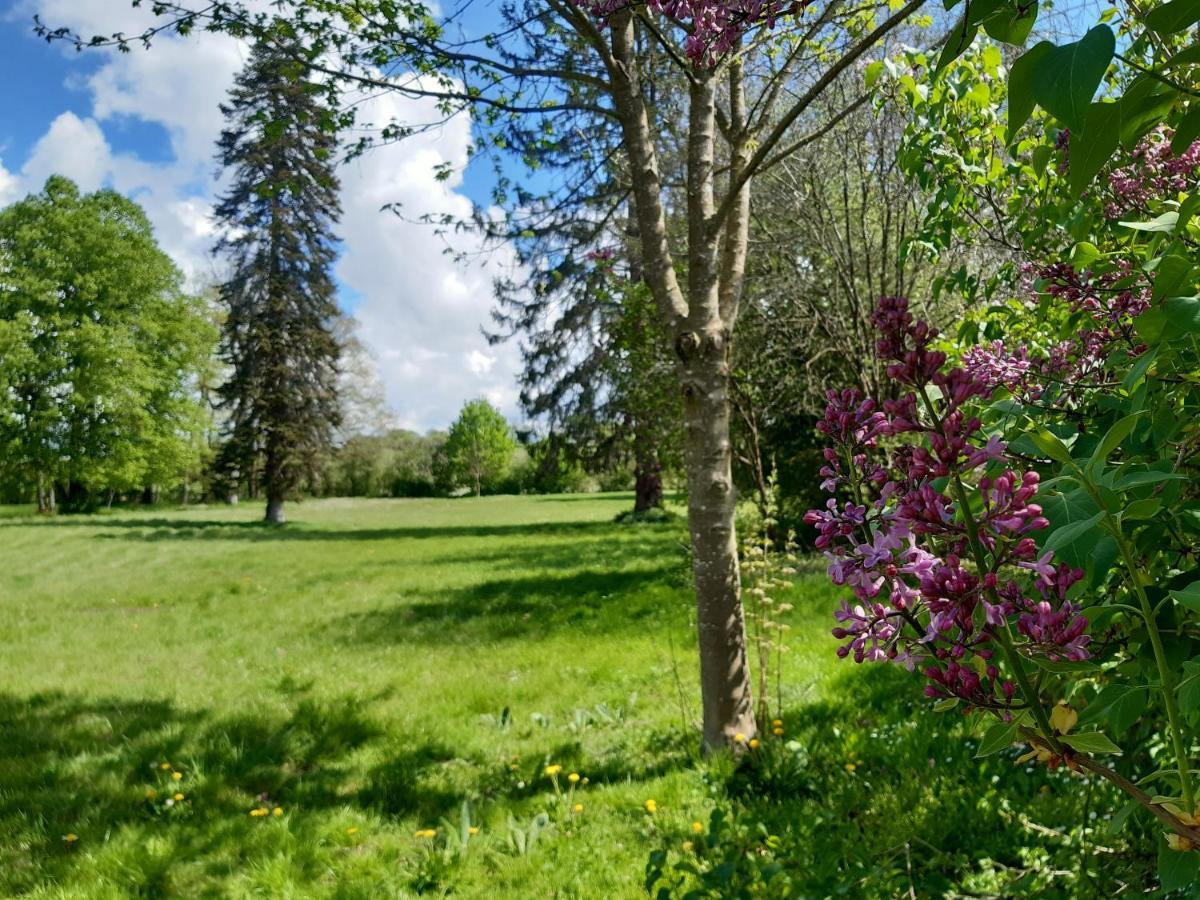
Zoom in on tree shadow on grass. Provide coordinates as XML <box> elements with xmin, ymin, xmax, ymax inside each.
<box><xmin>0</xmin><ymin>690</ymin><xmax>419</xmax><ymax>895</ymax></box>
<box><xmin>10</xmin><ymin>517</ymin><xmax>633</xmax><ymax>544</ymax></box>
<box><xmin>323</xmin><ymin>566</ymin><xmax>679</xmax><ymax>645</ymax></box>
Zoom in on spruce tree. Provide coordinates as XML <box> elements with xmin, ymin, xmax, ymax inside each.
<box><xmin>213</xmin><ymin>42</ymin><xmax>342</xmax><ymax>523</ymax></box>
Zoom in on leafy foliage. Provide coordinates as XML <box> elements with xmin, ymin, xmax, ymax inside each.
<box><xmin>0</xmin><ymin>176</ymin><xmax>215</xmax><ymax>510</ymax></box>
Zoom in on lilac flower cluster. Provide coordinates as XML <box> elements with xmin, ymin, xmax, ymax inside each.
<box><xmin>1105</xmin><ymin>127</ymin><xmax>1200</xmax><ymax>219</ymax></box>
<box><xmin>574</xmin><ymin>0</ymin><xmax>793</xmax><ymax>62</ymax></box>
<box><xmin>807</xmin><ymin>297</ymin><xmax>1089</xmax><ymax>711</ymax></box>
<box><xmin>961</xmin><ymin>341</ymin><xmax>1037</xmax><ymax>395</ymax></box>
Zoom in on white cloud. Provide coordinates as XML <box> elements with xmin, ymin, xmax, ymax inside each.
<box><xmin>20</xmin><ymin>112</ymin><xmax>112</xmax><ymax>192</ymax></box>
<box><xmin>8</xmin><ymin>0</ymin><xmax>524</xmax><ymax>432</ymax></box>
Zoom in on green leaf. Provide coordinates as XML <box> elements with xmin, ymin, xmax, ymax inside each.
<box><xmin>1159</xmin><ymin>837</ymin><xmax>1200</xmax><ymax>892</ymax></box>
<box><xmin>1178</xmin><ymin>193</ymin><xmax>1200</xmax><ymax>232</ymax></box>
<box><xmin>1092</xmin><ymin>412</ymin><xmax>1142</xmax><ymax>463</ymax></box>
<box><xmin>1041</xmin><ymin>489</ymin><xmax>1103</xmax><ymax>569</ymax></box>
<box><xmin>1114</xmin><ymin>470</ymin><xmax>1188</xmax><ymax>489</ymax></box>
<box><xmin>1165</xmin><ymin>44</ymin><xmax>1200</xmax><ymax>70</ymax></box>
<box><xmin>1118</xmin><ymin>212</ymin><xmax>1179</xmax><ymax>233</ymax></box>
<box><xmin>937</xmin><ymin>22</ymin><xmax>979</xmax><ymax>74</ymax></box>
<box><xmin>1117</xmin><ymin>75</ymin><xmax>1180</xmax><ymax>148</ymax></box>
<box><xmin>1070</xmin><ymin>102</ymin><xmax>1119</xmax><ymax>197</ymax></box>
<box><xmin>932</xmin><ymin>697</ymin><xmax>960</xmax><ymax>713</ymax></box>
<box><xmin>975</xmin><ymin>721</ymin><xmax>1019</xmax><ymax>757</ymax></box>
<box><xmin>1062</xmin><ymin>731</ymin><xmax>1123</xmax><ymax>754</ymax></box>
<box><xmin>982</xmin><ymin>0</ymin><xmax>1039</xmax><ymax>44</ymax></box>
<box><xmin>1122</xmin><ymin>497</ymin><xmax>1161</xmax><ymax>520</ymax></box>
<box><xmin>1033</xmin><ymin>25</ymin><xmax>1116</xmax><ymax>132</ymax></box>
<box><xmin>864</xmin><ymin>61</ymin><xmax>885</xmax><ymax>89</ymax></box>
<box><xmin>1122</xmin><ymin>348</ymin><xmax>1157</xmax><ymax>390</ymax></box>
<box><xmin>1151</xmin><ymin>254</ymin><xmax>1195</xmax><ymax>304</ymax></box>
<box><xmin>1105</xmin><ymin>798</ymin><xmax>1138</xmax><ymax>835</ymax></box>
<box><xmin>1171</xmin><ymin>103</ymin><xmax>1200</xmax><ymax>155</ymax></box>
<box><xmin>1169</xmin><ymin>580</ymin><xmax>1200</xmax><ymax>612</ymax></box>
<box><xmin>1027</xmin><ymin>428</ymin><xmax>1074</xmax><ymax>464</ymax></box>
<box><xmin>1135</xmin><ymin>296</ymin><xmax>1200</xmax><ymax>343</ymax></box>
<box><xmin>1044</xmin><ymin>511</ymin><xmax>1104</xmax><ymax>554</ymax></box>
<box><xmin>1069</xmin><ymin>241</ymin><xmax>1101</xmax><ymax>269</ymax></box>
<box><xmin>1146</xmin><ymin>0</ymin><xmax>1200</xmax><ymax>34</ymax></box>
<box><xmin>1179</xmin><ymin>665</ymin><xmax>1200</xmax><ymax>714</ymax></box>
<box><xmin>1007</xmin><ymin>42</ymin><xmax>1053</xmax><ymax>142</ymax></box>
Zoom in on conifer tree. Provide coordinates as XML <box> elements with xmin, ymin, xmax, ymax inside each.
<box><xmin>213</xmin><ymin>41</ymin><xmax>342</xmax><ymax>523</ymax></box>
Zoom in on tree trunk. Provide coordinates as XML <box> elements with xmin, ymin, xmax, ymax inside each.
<box><xmin>604</xmin><ymin>10</ymin><xmax>757</xmax><ymax>751</ymax></box>
<box><xmin>633</xmin><ymin>423</ymin><xmax>663</xmax><ymax>512</ymax></box>
<box><xmin>677</xmin><ymin>327</ymin><xmax>756</xmax><ymax>748</ymax></box>
<box><xmin>36</xmin><ymin>472</ymin><xmax>56</xmax><ymax>515</ymax></box>
<box><xmin>265</xmin><ymin>494</ymin><xmax>285</xmax><ymax>524</ymax></box>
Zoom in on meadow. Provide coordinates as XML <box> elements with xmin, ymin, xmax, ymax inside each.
<box><xmin>0</xmin><ymin>495</ymin><xmax>1154</xmax><ymax>897</ymax></box>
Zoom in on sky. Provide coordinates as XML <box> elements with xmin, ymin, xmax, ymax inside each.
<box><xmin>0</xmin><ymin>0</ymin><xmax>523</xmax><ymax>433</ymax></box>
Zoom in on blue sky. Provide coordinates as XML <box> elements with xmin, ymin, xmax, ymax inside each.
<box><xmin>0</xmin><ymin>1</ymin><xmax>521</xmax><ymax>432</ymax></box>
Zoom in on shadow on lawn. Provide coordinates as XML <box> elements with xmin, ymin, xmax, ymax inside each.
<box><xmin>8</xmin><ymin>517</ymin><xmax>632</xmax><ymax>543</ymax></box>
<box><xmin>0</xmin><ymin>690</ymin><xmax>407</xmax><ymax>893</ymax></box>
<box><xmin>324</xmin><ymin>565</ymin><xmax>679</xmax><ymax>645</ymax></box>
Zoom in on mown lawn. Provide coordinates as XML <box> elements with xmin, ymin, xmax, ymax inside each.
<box><xmin>0</xmin><ymin>495</ymin><xmax>1156</xmax><ymax>897</ymax></box>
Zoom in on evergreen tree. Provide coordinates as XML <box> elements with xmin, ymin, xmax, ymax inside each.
<box><xmin>212</xmin><ymin>41</ymin><xmax>343</xmax><ymax>523</ymax></box>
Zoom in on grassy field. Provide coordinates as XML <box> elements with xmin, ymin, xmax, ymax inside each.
<box><xmin>0</xmin><ymin>495</ymin><xmax>1154</xmax><ymax>897</ymax></box>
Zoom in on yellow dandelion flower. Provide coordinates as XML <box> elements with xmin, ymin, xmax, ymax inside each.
<box><xmin>468</xmin><ymin>826</ymin><xmax>480</xmax><ymax>835</ymax></box>
<box><xmin>748</xmin><ymin>738</ymin><xmax>760</xmax><ymax>750</ymax></box>
<box><xmin>273</xmin><ymin>807</ymin><xmax>283</xmax><ymax>817</ymax></box>
<box><xmin>682</xmin><ymin>840</ymin><xmax>694</xmax><ymax>851</ymax></box>
<box><xmin>692</xmin><ymin>821</ymin><xmax>704</xmax><ymax>834</ymax></box>
<box><xmin>733</xmin><ymin>732</ymin><xmax>747</xmax><ymax>744</ymax></box>
<box><xmin>174</xmin><ymin>793</ymin><xmax>185</xmax><ymax>802</ymax></box>
<box><xmin>543</xmin><ymin>764</ymin><xmax>563</xmax><ymax>777</ymax></box>
<box><xmin>346</xmin><ymin>827</ymin><xmax>359</xmax><ymax>835</ymax></box>
<box><xmin>772</xmin><ymin>727</ymin><xmax>784</xmax><ymax>736</ymax></box>
<box><xmin>772</xmin><ymin>719</ymin><xmax>783</xmax><ymax>728</ymax></box>
<box><xmin>171</xmin><ymin>772</ymin><xmax>183</xmax><ymax>781</ymax></box>
<box><xmin>572</xmin><ymin>803</ymin><xmax>584</xmax><ymax>813</ymax></box>
<box><xmin>145</xmin><ymin>789</ymin><xmax>158</xmax><ymax>799</ymax></box>
<box><xmin>250</xmin><ymin>808</ymin><xmax>268</xmax><ymax>817</ymax></box>
<box><xmin>568</xmin><ymin>772</ymin><xmax>580</xmax><ymax>783</ymax></box>
<box><xmin>644</xmin><ymin>799</ymin><xmax>657</xmax><ymax>814</ymax></box>
<box><xmin>845</xmin><ymin>762</ymin><xmax>857</xmax><ymax>773</ymax></box>
<box><xmin>64</xmin><ymin>833</ymin><xmax>78</xmax><ymax>843</ymax></box>
<box><xmin>160</xmin><ymin>763</ymin><xmax>171</xmax><ymax>771</ymax></box>
<box><xmin>414</xmin><ymin>828</ymin><xmax>436</xmax><ymax>839</ymax></box>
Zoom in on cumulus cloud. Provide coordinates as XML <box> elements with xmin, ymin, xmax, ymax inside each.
<box><xmin>7</xmin><ymin>0</ymin><xmax>524</xmax><ymax>431</ymax></box>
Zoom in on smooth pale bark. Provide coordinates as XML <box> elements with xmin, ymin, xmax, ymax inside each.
<box><xmin>265</xmin><ymin>494</ymin><xmax>286</xmax><ymax>524</ymax></box>
<box><xmin>606</xmin><ymin>12</ymin><xmax>756</xmax><ymax>750</ymax></box>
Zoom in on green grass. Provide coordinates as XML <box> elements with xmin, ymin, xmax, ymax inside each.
<box><xmin>0</xmin><ymin>495</ymin><xmax>1156</xmax><ymax>897</ymax></box>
